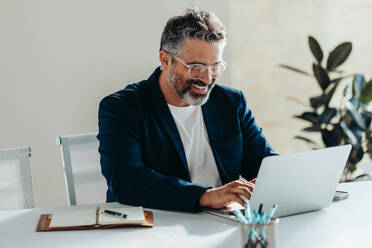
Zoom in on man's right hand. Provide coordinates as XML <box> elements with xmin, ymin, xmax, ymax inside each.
<box><xmin>199</xmin><ymin>179</ymin><xmax>256</xmax><ymax>209</ymax></box>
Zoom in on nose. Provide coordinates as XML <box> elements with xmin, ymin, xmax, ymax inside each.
<box><xmin>198</xmin><ymin>67</ymin><xmax>213</xmax><ymax>84</ymax></box>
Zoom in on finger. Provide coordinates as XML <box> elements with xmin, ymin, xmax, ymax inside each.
<box><xmin>229</xmin><ymin>180</ymin><xmax>254</xmax><ymax>192</ymax></box>
<box><xmin>241</xmin><ymin>180</ymin><xmax>255</xmax><ymax>188</ymax></box>
<box><xmin>229</xmin><ymin>186</ymin><xmax>252</xmax><ymax>200</ymax></box>
<box><xmin>236</xmin><ymin>178</ymin><xmax>256</xmax><ymax>186</ymax></box>
<box><xmin>227</xmin><ymin>193</ymin><xmax>246</xmax><ymax>206</ymax></box>
<box><xmin>230</xmin><ymin>179</ymin><xmax>252</xmax><ymax>188</ymax></box>
<box><xmin>236</xmin><ymin>179</ymin><xmax>255</xmax><ymax>187</ymax></box>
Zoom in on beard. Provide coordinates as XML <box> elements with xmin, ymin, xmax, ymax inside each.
<box><xmin>168</xmin><ymin>66</ymin><xmax>215</xmax><ymax>106</ymax></box>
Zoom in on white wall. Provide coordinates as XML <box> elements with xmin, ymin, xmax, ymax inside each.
<box><xmin>229</xmin><ymin>0</ymin><xmax>372</xmax><ymax>154</ymax></box>
<box><xmin>0</xmin><ymin>0</ymin><xmax>231</xmax><ymax>207</ymax></box>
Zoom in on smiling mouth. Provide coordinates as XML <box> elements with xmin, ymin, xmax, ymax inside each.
<box><xmin>191</xmin><ymin>84</ymin><xmax>208</xmax><ymax>95</ymax></box>
<box><xmin>193</xmin><ymin>84</ymin><xmax>207</xmax><ymax>89</ymax></box>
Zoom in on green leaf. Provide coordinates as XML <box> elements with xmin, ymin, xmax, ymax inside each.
<box><xmin>326</xmin><ymin>42</ymin><xmax>352</xmax><ymax>71</ymax></box>
<box><xmin>346</xmin><ymin>163</ymin><xmax>357</xmax><ymax>174</ymax></box>
<box><xmin>321</xmin><ymin>125</ymin><xmax>343</xmax><ymax>147</ymax></box>
<box><xmin>359</xmin><ymin>79</ymin><xmax>372</xmax><ymax>104</ymax></box>
<box><xmin>349</xmin><ymin>97</ymin><xmax>359</xmax><ymax>109</ymax></box>
<box><xmin>352</xmin><ymin>74</ymin><xmax>366</xmax><ymax>98</ymax></box>
<box><xmin>343</xmin><ymin>85</ymin><xmax>351</xmax><ymax>98</ymax></box>
<box><xmin>302</xmin><ymin>125</ymin><xmax>322</xmax><ymax>132</ymax></box>
<box><xmin>353</xmin><ymin>173</ymin><xmax>370</xmax><ymax>181</ymax></box>
<box><xmin>348</xmin><ymin>145</ymin><xmax>364</xmax><ymax>165</ymax></box>
<box><xmin>340</xmin><ymin>121</ymin><xmax>359</xmax><ymax>145</ymax></box>
<box><xmin>345</xmin><ymin>101</ymin><xmax>367</xmax><ymax>130</ymax></box>
<box><xmin>309</xmin><ymin>95</ymin><xmax>325</xmax><ymax>109</ymax></box>
<box><xmin>324</xmin><ymin>81</ymin><xmax>341</xmax><ymax>107</ymax></box>
<box><xmin>361</xmin><ymin>111</ymin><xmax>372</xmax><ymax>130</ymax></box>
<box><xmin>294</xmin><ymin>112</ymin><xmax>319</xmax><ymax>124</ymax></box>
<box><xmin>318</xmin><ymin>107</ymin><xmax>338</xmax><ymax>124</ymax></box>
<box><xmin>308</xmin><ymin>36</ymin><xmax>323</xmax><ymax>63</ymax></box>
<box><xmin>313</xmin><ymin>63</ymin><xmax>331</xmax><ymax>91</ymax></box>
<box><xmin>330</xmin><ymin>77</ymin><xmax>343</xmax><ymax>84</ymax></box>
<box><xmin>278</xmin><ymin>64</ymin><xmax>311</xmax><ymax>76</ymax></box>
<box><xmin>367</xmin><ymin>131</ymin><xmax>372</xmax><ymax>159</ymax></box>
<box><xmin>294</xmin><ymin>135</ymin><xmax>318</xmax><ymax>145</ymax></box>
<box><xmin>309</xmin><ymin>78</ymin><xmax>341</xmax><ymax>109</ymax></box>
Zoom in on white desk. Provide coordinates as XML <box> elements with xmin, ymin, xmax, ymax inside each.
<box><xmin>278</xmin><ymin>181</ymin><xmax>372</xmax><ymax>247</ymax></box>
<box><xmin>1</xmin><ymin>181</ymin><xmax>372</xmax><ymax>248</ymax></box>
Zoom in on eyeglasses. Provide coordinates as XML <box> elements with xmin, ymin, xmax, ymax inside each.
<box><xmin>171</xmin><ymin>55</ymin><xmax>226</xmax><ymax>80</ymax></box>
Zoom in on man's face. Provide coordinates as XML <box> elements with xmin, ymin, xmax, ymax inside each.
<box><xmin>167</xmin><ymin>39</ymin><xmax>225</xmax><ymax>106</ymax></box>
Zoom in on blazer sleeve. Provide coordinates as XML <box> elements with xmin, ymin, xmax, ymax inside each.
<box><xmin>238</xmin><ymin>91</ymin><xmax>278</xmax><ymax>180</ymax></box>
<box><xmin>98</xmin><ymin>93</ymin><xmax>209</xmax><ymax>212</ymax></box>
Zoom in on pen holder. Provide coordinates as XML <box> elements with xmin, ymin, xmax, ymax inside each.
<box><xmin>240</xmin><ymin>218</ymin><xmax>279</xmax><ymax>248</ymax></box>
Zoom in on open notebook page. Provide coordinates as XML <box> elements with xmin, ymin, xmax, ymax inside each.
<box><xmin>99</xmin><ymin>206</ymin><xmax>145</xmax><ymax>224</ymax></box>
<box><xmin>49</xmin><ymin>209</ymin><xmax>96</xmax><ymax>228</ymax></box>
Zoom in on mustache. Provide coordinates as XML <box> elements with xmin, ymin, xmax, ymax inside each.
<box><xmin>186</xmin><ymin>79</ymin><xmax>215</xmax><ymax>88</ymax></box>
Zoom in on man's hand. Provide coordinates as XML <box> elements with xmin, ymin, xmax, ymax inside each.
<box><xmin>199</xmin><ymin>178</ymin><xmax>256</xmax><ymax>209</ymax></box>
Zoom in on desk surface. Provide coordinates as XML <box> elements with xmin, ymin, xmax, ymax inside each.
<box><xmin>1</xmin><ymin>181</ymin><xmax>372</xmax><ymax>248</ymax></box>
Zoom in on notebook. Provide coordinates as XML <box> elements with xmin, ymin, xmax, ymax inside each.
<box><xmin>36</xmin><ymin>206</ymin><xmax>154</xmax><ymax>231</ymax></box>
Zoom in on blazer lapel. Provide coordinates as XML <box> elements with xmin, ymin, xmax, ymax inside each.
<box><xmin>145</xmin><ymin>69</ymin><xmax>190</xmax><ymax>180</ymax></box>
<box><xmin>154</xmin><ymin>100</ymin><xmax>190</xmax><ymax>179</ymax></box>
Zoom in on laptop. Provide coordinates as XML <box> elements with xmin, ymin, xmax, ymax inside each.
<box><xmin>205</xmin><ymin>144</ymin><xmax>352</xmax><ymax>220</ymax></box>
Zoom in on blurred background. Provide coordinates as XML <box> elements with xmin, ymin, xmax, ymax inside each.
<box><xmin>1</xmin><ymin>0</ymin><xmax>371</xmax><ymax>207</ymax></box>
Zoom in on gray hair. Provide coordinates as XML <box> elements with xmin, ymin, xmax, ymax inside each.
<box><xmin>160</xmin><ymin>7</ymin><xmax>226</xmax><ymax>56</ymax></box>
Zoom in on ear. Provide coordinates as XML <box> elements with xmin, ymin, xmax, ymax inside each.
<box><xmin>159</xmin><ymin>50</ymin><xmax>172</xmax><ymax>72</ymax></box>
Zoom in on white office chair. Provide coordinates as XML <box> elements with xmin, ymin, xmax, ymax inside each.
<box><xmin>0</xmin><ymin>147</ymin><xmax>34</xmax><ymax>210</ymax></box>
<box><xmin>56</xmin><ymin>133</ymin><xmax>107</xmax><ymax>206</ymax></box>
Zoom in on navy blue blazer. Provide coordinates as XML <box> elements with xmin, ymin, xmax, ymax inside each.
<box><xmin>98</xmin><ymin>67</ymin><xmax>276</xmax><ymax>212</ymax></box>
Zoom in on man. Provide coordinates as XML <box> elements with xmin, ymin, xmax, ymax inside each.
<box><xmin>98</xmin><ymin>8</ymin><xmax>276</xmax><ymax>212</ymax></box>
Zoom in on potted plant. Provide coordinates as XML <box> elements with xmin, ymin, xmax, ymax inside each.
<box><xmin>280</xmin><ymin>36</ymin><xmax>372</xmax><ymax>181</ymax></box>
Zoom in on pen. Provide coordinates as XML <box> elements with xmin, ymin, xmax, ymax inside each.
<box><xmin>244</xmin><ymin>203</ymin><xmax>252</xmax><ymax>223</ymax></box>
<box><xmin>252</xmin><ymin>209</ymin><xmax>258</xmax><ymax>223</ymax></box>
<box><xmin>233</xmin><ymin>210</ymin><xmax>249</xmax><ymax>224</ymax></box>
<box><xmin>103</xmin><ymin>209</ymin><xmax>127</xmax><ymax>218</ymax></box>
<box><xmin>258</xmin><ymin>211</ymin><xmax>265</xmax><ymax>224</ymax></box>
<box><xmin>258</xmin><ymin>203</ymin><xmax>263</xmax><ymax>214</ymax></box>
<box><xmin>264</xmin><ymin>204</ymin><xmax>278</xmax><ymax>224</ymax></box>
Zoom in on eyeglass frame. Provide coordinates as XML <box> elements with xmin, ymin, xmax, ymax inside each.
<box><xmin>170</xmin><ymin>54</ymin><xmax>227</xmax><ymax>80</ymax></box>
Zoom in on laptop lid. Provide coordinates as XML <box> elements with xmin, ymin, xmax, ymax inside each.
<box><xmin>249</xmin><ymin>144</ymin><xmax>352</xmax><ymax>218</ymax></box>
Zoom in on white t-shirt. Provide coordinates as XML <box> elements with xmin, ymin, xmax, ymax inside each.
<box><xmin>168</xmin><ymin>104</ymin><xmax>222</xmax><ymax>188</ymax></box>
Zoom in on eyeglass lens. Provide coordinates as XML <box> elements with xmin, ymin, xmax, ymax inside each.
<box><xmin>189</xmin><ymin>64</ymin><xmax>224</xmax><ymax>79</ymax></box>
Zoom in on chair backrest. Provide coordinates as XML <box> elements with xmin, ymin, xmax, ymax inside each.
<box><xmin>56</xmin><ymin>133</ymin><xmax>107</xmax><ymax>206</ymax></box>
<box><xmin>0</xmin><ymin>147</ymin><xmax>34</xmax><ymax>210</ymax></box>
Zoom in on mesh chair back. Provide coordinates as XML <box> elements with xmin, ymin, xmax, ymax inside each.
<box><xmin>57</xmin><ymin>133</ymin><xmax>107</xmax><ymax>206</ymax></box>
<box><xmin>0</xmin><ymin>147</ymin><xmax>34</xmax><ymax>210</ymax></box>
